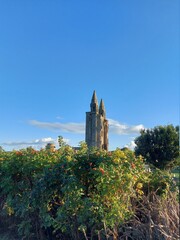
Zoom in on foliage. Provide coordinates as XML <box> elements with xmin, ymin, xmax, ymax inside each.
<box><xmin>58</xmin><ymin>135</ymin><xmax>67</xmax><ymax>148</ymax></box>
<box><xmin>134</xmin><ymin>125</ymin><xmax>179</xmax><ymax>169</ymax></box>
<box><xmin>138</xmin><ymin>168</ymin><xmax>178</xmax><ymax>197</ymax></box>
<box><xmin>0</xmin><ymin>145</ymin><xmax>178</xmax><ymax>240</ymax></box>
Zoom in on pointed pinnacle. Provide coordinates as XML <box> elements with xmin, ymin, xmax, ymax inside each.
<box><xmin>90</xmin><ymin>90</ymin><xmax>98</xmax><ymax>112</ymax></box>
<box><xmin>99</xmin><ymin>99</ymin><xmax>106</xmax><ymax>116</ymax></box>
<box><xmin>91</xmin><ymin>90</ymin><xmax>98</xmax><ymax>104</ymax></box>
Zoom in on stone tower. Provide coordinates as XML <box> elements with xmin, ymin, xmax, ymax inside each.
<box><xmin>85</xmin><ymin>91</ymin><xmax>108</xmax><ymax>150</ymax></box>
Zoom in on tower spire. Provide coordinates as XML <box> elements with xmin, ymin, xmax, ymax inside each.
<box><xmin>90</xmin><ymin>90</ymin><xmax>98</xmax><ymax>113</ymax></box>
<box><xmin>99</xmin><ymin>99</ymin><xmax>106</xmax><ymax>117</ymax></box>
<box><xmin>86</xmin><ymin>91</ymin><xmax>109</xmax><ymax>150</ymax></box>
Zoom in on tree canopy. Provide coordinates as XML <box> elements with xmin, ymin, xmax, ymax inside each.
<box><xmin>134</xmin><ymin>125</ymin><xmax>179</xmax><ymax>169</ymax></box>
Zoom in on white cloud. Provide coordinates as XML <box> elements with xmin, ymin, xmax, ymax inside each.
<box><xmin>28</xmin><ymin>119</ymin><xmax>144</xmax><ymax>136</ymax></box>
<box><xmin>124</xmin><ymin>141</ymin><xmax>137</xmax><ymax>150</ymax></box>
<box><xmin>34</xmin><ymin>137</ymin><xmax>55</xmax><ymax>144</ymax></box>
<box><xmin>2</xmin><ymin>137</ymin><xmax>54</xmax><ymax>146</ymax></box>
<box><xmin>29</xmin><ymin>120</ymin><xmax>85</xmax><ymax>134</ymax></box>
<box><xmin>1</xmin><ymin>137</ymin><xmax>69</xmax><ymax>150</ymax></box>
<box><xmin>108</xmin><ymin>119</ymin><xmax>144</xmax><ymax>135</ymax></box>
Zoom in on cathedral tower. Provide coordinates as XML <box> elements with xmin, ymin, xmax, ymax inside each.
<box><xmin>85</xmin><ymin>91</ymin><xmax>108</xmax><ymax>150</ymax></box>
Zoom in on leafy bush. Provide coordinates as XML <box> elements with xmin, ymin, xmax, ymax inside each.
<box><xmin>0</xmin><ymin>146</ymin><xmax>178</xmax><ymax>239</ymax></box>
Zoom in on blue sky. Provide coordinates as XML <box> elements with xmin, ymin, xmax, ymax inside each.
<box><xmin>0</xmin><ymin>0</ymin><xmax>179</xmax><ymax>151</ymax></box>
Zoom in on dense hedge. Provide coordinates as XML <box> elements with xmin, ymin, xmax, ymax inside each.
<box><xmin>0</xmin><ymin>145</ymin><xmax>178</xmax><ymax>239</ymax></box>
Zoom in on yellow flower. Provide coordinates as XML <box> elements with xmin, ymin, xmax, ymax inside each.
<box><xmin>66</xmin><ymin>156</ymin><xmax>71</xmax><ymax>161</ymax></box>
<box><xmin>136</xmin><ymin>182</ymin><xmax>143</xmax><ymax>189</ymax></box>
<box><xmin>136</xmin><ymin>189</ymin><xmax>144</xmax><ymax>195</ymax></box>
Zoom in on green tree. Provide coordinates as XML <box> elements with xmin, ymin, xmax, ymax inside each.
<box><xmin>134</xmin><ymin>125</ymin><xmax>179</xmax><ymax>169</ymax></box>
<box><xmin>58</xmin><ymin>135</ymin><xmax>66</xmax><ymax>148</ymax></box>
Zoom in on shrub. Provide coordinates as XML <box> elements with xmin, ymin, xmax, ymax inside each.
<box><xmin>0</xmin><ymin>147</ymin><xmax>178</xmax><ymax>239</ymax></box>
